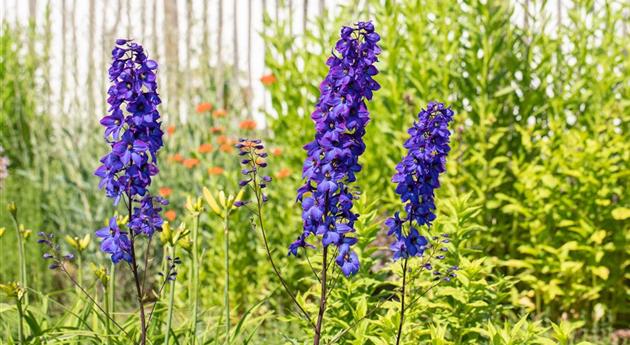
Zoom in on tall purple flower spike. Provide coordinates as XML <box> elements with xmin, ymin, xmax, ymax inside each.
<box><xmin>95</xmin><ymin>39</ymin><xmax>166</xmax><ymax>263</ymax></box>
<box><xmin>386</xmin><ymin>102</ymin><xmax>454</xmax><ymax>260</ymax></box>
<box><xmin>292</xmin><ymin>21</ymin><xmax>381</xmax><ymax>277</ymax></box>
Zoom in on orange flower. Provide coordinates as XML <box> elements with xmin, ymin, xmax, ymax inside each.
<box><xmin>170</xmin><ymin>153</ymin><xmax>184</xmax><ymax>163</ymax></box>
<box><xmin>217</xmin><ymin>135</ymin><xmax>228</xmax><ymax>144</ymax></box>
<box><xmin>219</xmin><ymin>144</ymin><xmax>234</xmax><ymax>153</ymax></box>
<box><xmin>210</xmin><ymin>126</ymin><xmax>225</xmax><ymax>134</ymax></box>
<box><xmin>212</xmin><ymin>109</ymin><xmax>227</xmax><ymax>118</ymax></box>
<box><xmin>255</xmin><ymin>157</ymin><xmax>266</xmax><ymax>165</ymax></box>
<box><xmin>166</xmin><ymin>125</ymin><xmax>176</xmax><ymax>135</ymax></box>
<box><xmin>159</xmin><ymin>187</ymin><xmax>173</xmax><ymax>198</ymax></box>
<box><xmin>276</xmin><ymin>167</ymin><xmax>291</xmax><ymax>179</ymax></box>
<box><xmin>182</xmin><ymin>158</ymin><xmax>200</xmax><ymax>169</ymax></box>
<box><xmin>207</xmin><ymin>166</ymin><xmax>225</xmax><ymax>175</ymax></box>
<box><xmin>260</xmin><ymin>74</ymin><xmax>277</xmax><ymax>86</ymax></box>
<box><xmin>198</xmin><ymin>143</ymin><xmax>214</xmax><ymax>154</ymax></box>
<box><xmin>196</xmin><ymin>102</ymin><xmax>213</xmax><ymax>113</ymax></box>
<box><xmin>239</xmin><ymin>120</ymin><xmax>257</xmax><ymax>131</ymax></box>
<box><xmin>165</xmin><ymin>210</ymin><xmax>177</xmax><ymax>221</ymax></box>
<box><xmin>271</xmin><ymin>147</ymin><xmax>282</xmax><ymax>156</ymax></box>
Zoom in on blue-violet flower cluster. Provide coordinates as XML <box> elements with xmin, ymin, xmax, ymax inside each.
<box><xmin>292</xmin><ymin>21</ymin><xmax>381</xmax><ymax>277</ymax></box>
<box><xmin>95</xmin><ymin>39</ymin><xmax>165</xmax><ymax>263</ymax></box>
<box><xmin>386</xmin><ymin>102</ymin><xmax>454</xmax><ymax>260</ymax></box>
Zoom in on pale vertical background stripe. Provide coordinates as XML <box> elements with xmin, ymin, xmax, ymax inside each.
<box><xmin>2</xmin><ymin>0</ymin><xmax>619</xmax><ymax>125</ymax></box>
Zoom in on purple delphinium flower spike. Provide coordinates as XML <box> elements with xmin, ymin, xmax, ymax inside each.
<box><xmin>292</xmin><ymin>21</ymin><xmax>381</xmax><ymax>277</ymax></box>
<box><xmin>386</xmin><ymin>102</ymin><xmax>454</xmax><ymax>260</ymax></box>
<box><xmin>95</xmin><ymin>39</ymin><xmax>165</xmax><ymax>263</ymax></box>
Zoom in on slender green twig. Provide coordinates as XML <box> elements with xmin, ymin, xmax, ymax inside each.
<box><xmin>224</xmin><ymin>212</ymin><xmax>231</xmax><ymax>345</ymax></box>
<box><xmin>325</xmin><ymin>281</ymin><xmax>442</xmax><ymax>345</ymax></box>
<box><xmin>10</xmin><ymin>211</ymin><xmax>28</xmax><ymax>306</ymax></box>
<box><xmin>59</xmin><ymin>265</ymin><xmax>130</xmax><ymax>337</ymax></box>
<box><xmin>249</xmin><ymin>150</ymin><xmax>316</xmax><ymax>330</ymax></box>
<box><xmin>16</xmin><ymin>294</ymin><xmax>25</xmax><ymax>344</ymax></box>
<box><xmin>164</xmin><ymin>246</ymin><xmax>176</xmax><ymax>345</ymax></box>
<box><xmin>190</xmin><ymin>212</ymin><xmax>200</xmax><ymax>343</ymax></box>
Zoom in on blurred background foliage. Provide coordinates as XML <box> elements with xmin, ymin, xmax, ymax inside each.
<box><xmin>1</xmin><ymin>0</ymin><xmax>628</xmax><ymax>344</ymax></box>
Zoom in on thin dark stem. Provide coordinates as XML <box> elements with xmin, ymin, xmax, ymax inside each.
<box><xmin>141</xmin><ymin>235</ymin><xmax>153</xmax><ymax>297</ymax></box>
<box><xmin>325</xmin><ymin>281</ymin><xmax>442</xmax><ymax>345</ymax></box>
<box><xmin>304</xmin><ymin>249</ymin><xmax>322</xmax><ymax>284</ymax></box>
<box><xmin>324</xmin><ymin>266</ymin><xmax>341</xmax><ymax>305</ymax></box>
<box><xmin>395</xmin><ymin>258</ymin><xmax>409</xmax><ymax>345</ymax></box>
<box><xmin>146</xmin><ymin>267</ymin><xmax>172</xmax><ymax>329</ymax></box>
<box><xmin>128</xmin><ymin>195</ymin><xmax>147</xmax><ymax>345</ymax></box>
<box><xmin>250</xmin><ymin>150</ymin><xmax>316</xmax><ymax>330</ymax></box>
<box><xmin>313</xmin><ymin>246</ymin><xmax>328</xmax><ymax>345</ymax></box>
<box><xmin>60</xmin><ymin>265</ymin><xmax>130</xmax><ymax>337</ymax></box>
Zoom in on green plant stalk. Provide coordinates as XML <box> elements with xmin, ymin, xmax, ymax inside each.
<box><xmin>249</xmin><ymin>150</ymin><xmax>316</xmax><ymax>330</ymax></box>
<box><xmin>191</xmin><ymin>213</ymin><xmax>200</xmax><ymax>344</ymax></box>
<box><xmin>395</xmin><ymin>257</ymin><xmax>409</xmax><ymax>345</ymax></box>
<box><xmin>16</xmin><ymin>295</ymin><xmax>25</xmax><ymax>344</ymax></box>
<box><xmin>108</xmin><ymin>262</ymin><xmax>116</xmax><ymax>325</ymax></box>
<box><xmin>104</xmin><ymin>283</ymin><xmax>111</xmax><ymax>345</ymax></box>
<box><xmin>224</xmin><ymin>213</ymin><xmax>231</xmax><ymax>345</ymax></box>
<box><xmin>11</xmin><ymin>217</ymin><xmax>28</xmax><ymax>306</ymax></box>
<box><xmin>165</xmin><ymin>246</ymin><xmax>176</xmax><ymax>345</ymax></box>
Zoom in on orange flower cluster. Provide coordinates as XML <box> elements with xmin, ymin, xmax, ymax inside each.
<box><xmin>217</xmin><ymin>135</ymin><xmax>229</xmax><ymax>145</ymax></box>
<box><xmin>198</xmin><ymin>143</ymin><xmax>214</xmax><ymax>154</ymax></box>
<box><xmin>260</xmin><ymin>74</ymin><xmax>277</xmax><ymax>86</ymax></box>
<box><xmin>210</xmin><ymin>126</ymin><xmax>225</xmax><ymax>134</ymax></box>
<box><xmin>239</xmin><ymin>119</ymin><xmax>257</xmax><ymax>131</ymax></box>
<box><xmin>271</xmin><ymin>147</ymin><xmax>282</xmax><ymax>156</ymax></box>
<box><xmin>196</xmin><ymin>102</ymin><xmax>213</xmax><ymax>113</ymax></box>
<box><xmin>170</xmin><ymin>153</ymin><xmax>184</xmax><ymax>163</ymax></box>
<box><xmin>165</xmin><ymin>210</ymin><xmax>177</xmax><ymax>221</ymax></box>
<box><xmin>276</xmin><ymin>167</ymin><xmax>291</xmax><ymax>179</ymax></box>
<box><xmin>207</xmin><ymin>166</ymin><xmax>224</xmax><ymax>175</ymax></box>
<box><xmin>159</xmin><ymin>187</ymin><xmax>173</xmax><ymax>198</ymax></box>
<box><xmin>212</xmin><ymin>109</ymin><xmax>227</xmax><ymax>118</ymax></box>
<box><xmin>166</xmin><ymin>125</ymin><xmax>176</xmax><ymax>135</ymax></box>
<box><xmin>183</xmin><ymin>158</ymin><xmax>200</xmax><ymax>169</ymax></box>
<box><xmin>219</xmin><ymin>144</ymin><xmax>234</xmax><ymax>153</ymax></box>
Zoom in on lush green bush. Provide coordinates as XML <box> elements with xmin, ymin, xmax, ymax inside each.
<box><xmin>263</xmin><ymin>0</ymin><xmax>629</xmax><ymax>339</ymax></box>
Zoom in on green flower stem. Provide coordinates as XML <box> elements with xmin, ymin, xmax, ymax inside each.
<box><xmin>108</xmin><ymin>262</ymin><xmax>116</xmax><ymax>326</ymax></box>
<box><xmin>248</xmin><ymin>150</ymin><xmax>316</xmax><ymax>331</ymax></box>
<box><xmin>164</xmin><ymin>246</ymin><xmax>176</xmax><ymax>345</ymax></box>
<box><xmin>16</xmin><ymin>295</ymin><xmax>24</xmax><ymax>344</ymax></box>
<box><xmin>191</xmin><ymin>213</ymin><xmax>200</xmax><ymax>344</ymax></box>
<box><xmin>104</xmin><ymin>283</ymin><xmax>111</xmax><ymax>345</ymax></box>
<box><xmin>224</xmin><ymin>213</ymin><xmax>230</xmax><ymax>345</ymax></box>
<box><xmin>11</xmin><ymin>216</ymin><xmax>28</xmax><ymax>306</ymax></box>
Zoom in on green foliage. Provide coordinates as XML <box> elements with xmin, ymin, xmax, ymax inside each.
<box><xmin>263</xmin><ymin>0</ymin><xmax>629</xmax><ymax>339</ymax></box>
<box><xmin>1</xmin><ymin>0</ymin><xmax>628</xmax><ymax>343</ymax></box>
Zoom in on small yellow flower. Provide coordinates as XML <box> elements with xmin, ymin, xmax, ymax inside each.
<box><xmin>91</xmin><ymin>264</ymin><xmax>109</xmax><ymax>286</ymax></box>
<box><xmin>18</xmin><ymin>225</ymin><xmax>31</xmax><ymax>240</ymax></box>
<box><xmin>185</xmin><ymin>196</ymin><xmax>204</xmax><ymax>216</ymax></box>
<box><xmin>0</xmin><ymin>282</ymin><xmax>25</xmax><ymax>299</ymax></box>
<box><xmin>65</xmin><ymin>234</ymin><xmax>91</xmax><ymax>253</ymax></box>
<box><xmin>6</xmin><ymin>202</ymin><xmax>17</xmax><ymax>219</ymax></box>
